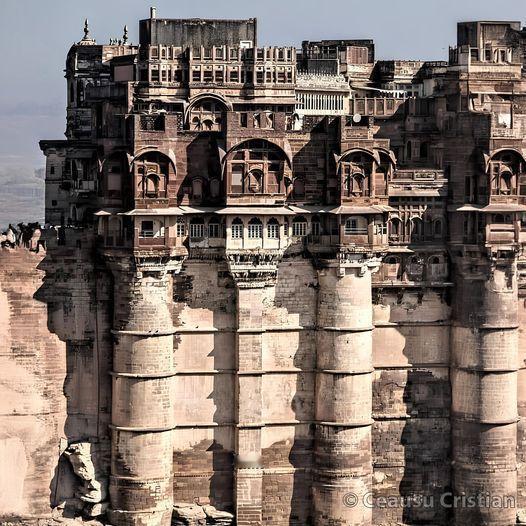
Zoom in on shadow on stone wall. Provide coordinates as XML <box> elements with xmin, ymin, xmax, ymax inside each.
<box><xmin>372</xmin><ymin>288</ymin><xmax>452</xmax><ymax>525</ymax></box>
<box><xmin>268</xmin><ymin>256</ymin><xmax>317</xmax><ymax>525</ymax></box>
<box><xmin>0</xmin><ymin>248</ymin><xmax>68</xmax><ymax>519</ymax></box>
<box><xmin>34</xmin><ymin>235</ymin><xmax>113</xmax><ymax>521</ymax></box>
<box><xmin>172</xmin><ymin>263</ymin><xmax>235</xmax><ymax>513</ymax></box>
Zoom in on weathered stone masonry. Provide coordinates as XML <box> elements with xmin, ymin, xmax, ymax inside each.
<box><xmin>24</xmin><ymin>10</ymin><xmax>526</xmax><ymax>526</ymax></box>
<box><xmin>314</xmin><ymin>255</ymin><xmax>378</xmax><ymax>526</ymax></box>
<box><xmin>107</xmin><ymin>256</ymin><xmax>183</xmax><ymax>526</ymax></box>
<box><xmin>451</xmin><ymin>252</ymin><xmax>519</xmax><ymax>526</ymax></box>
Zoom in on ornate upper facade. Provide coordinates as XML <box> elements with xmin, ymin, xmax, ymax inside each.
<box><xmin>40</xmin><ymin>15</ymin><xmax>526</xmax><ymax>281</ymax></box>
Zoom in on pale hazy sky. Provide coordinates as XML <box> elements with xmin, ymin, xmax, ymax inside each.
<box><xmin>1</xmin><ymin>0</ymin><xmax>526</xmax><ymax>168</ymax></box>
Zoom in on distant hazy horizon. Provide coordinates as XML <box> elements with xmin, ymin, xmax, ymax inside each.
<box><xmin>1</xmin><ymin>0</ymin><xmax>526</xmax><ymax>170</ymax></box>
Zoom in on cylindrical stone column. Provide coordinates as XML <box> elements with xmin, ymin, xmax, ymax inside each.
<box><xmin>314</xmin><ymin>257</ymin><xmax>378</xmax><ymax>526</ymax></box>
<box><xmin>107</xmin><ymin>259</ymin><xmax>178</xmax><ymax>526</ymax></box>
<box><xmin>451</xmin><ymin>253</ymin><xmax>518</xmax><ymax>526</ymax></box>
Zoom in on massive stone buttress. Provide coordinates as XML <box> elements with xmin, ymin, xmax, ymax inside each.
<box><xmin>451</xmin><ymin>250</ymin><xmax>519</xmax><ymax>526</ymax></box>
<box><xmin>227</xmin><ymin>253</ymin><xmax>282</xmax><ymax>526</ymax></box>
<box><xmin>313</xmin><ymin>253</ymin><xmax>380</xmax><ymax>526</ymax></box>
<box><xmin>105</xmin><ymin>255</ymin><xmax>184</xmax><ymax>526</ymax></box>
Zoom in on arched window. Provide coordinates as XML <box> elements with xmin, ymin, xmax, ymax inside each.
<box><xmin>209</xmin><ymin>178</ymin><xmax>221</xmax><ymax>198</ymax></box>
<box><xmin>245</xmin><ymin>169</ymin><xmax>264</xmax><ymax>193</ymax></box>
<box><xmin>188</xmin><ymin>98</ymin><xmax>227</xmax><ymax>131</ymax></box>
<box><xmin>231</xmin><ymin>217</ymin><xmax>243</xmax><ymax>239</ymax></box>
<box><xmin>71</xmin><ymin>160</ymin><xmax>79</xmax><ymax>180</ymax></box>
<box><xmin>389</xmin><ymin>218</ymin><xmax>401</xmax><ymax>239</ymax></box>
<box><xmin>419</xmin><ymin>142</ymin><xmax>429</xmax><ymax>159</ymax></box>
<box><xmin>71</xmin><ymin>205</ymin><xmax>78</xmax><ymax>223</ymax></box>
<box><xmin>175</xmin><ymin>217</ymin><xmax>186</xmax><ymax>238</ymax></box>
<box><xmin>228</xmin><ymin>140</ymin><xmax>286</xmax><ymax>195</ymax></box>
<box><xmin>434</xmin><ymin>219</ymin><xmax>443</xmax><ymax>237</ymax></box>
<box><xmin>248</xmin><ymin>217</ymin><xmax>263</xmax><ymax>239</ymax></box>
<box><xmin>192</xmin><ymin>178</ymin><xmax>203</xmax><ymax>199</ymax></box>
<box><xmin>134</xmin><ymin>151</ymin><xmax>171</xmax><ymax>199</ymax></box>
<box><xmin>424</xmin><ymin>216</ymin><xmax>434</xmax><ymax>240</ymax></box>
<box><xmin>69</xmin><ymin>82</ymin><xmax>75</xmax><ymax>104</ymax></box>
<box><xmin>406</xmin><ymin>141</ymin><xmax>412</xmax><ymax>161</ymax></box>
<box><xmin>385</xmin><ymin>255</ymin><xmax>401</xmax><ymax>279</ymax></box>
<box><xmin>292</xmin><ymin>216</ymin><xmax>308</xmax><ymax>237</ymax></box>
<box><xmin>339</xmin><ymin>151</ymin><xmax>374</xmax><ymax>198</ymax></box>
<box><xmin>406</xmin><ymin>256</ymin><xmax>423</xmax><ymax>279</ymax></box>
<box><xmin>76</xmin><ymin>81</ymin><xmax>84</xmax><ymax>105</ymax></box>
<box><xmin>189</xmin><ymin>217</ymin><xmax>205</xmax><ymax>239</ymax></box>
<box><xmin>489</xmin><ymin>150</ymin><xmax>523</xmax><ymax>196</ymax></box>
<box><xmin>349</xmin><ymin>173</ymin><xmax>365</xmax><ymax>196</ymax></box>
<box><xmin>267</xmin><ymin>217</ymin><xmax>279</xmax><ymax>239</ymax></box>
<box><xmin>428</xmin><ymin>255</ymin><xmax>446</xmax><ymax>280</ymax></box>
<box><xmin>493</xmin><ymin>214</ymin><xmax>505</xmax><ymax>224</ymax></box>
<box><xmin>311</xmin><ymin>215</ymin><xmax>321</xmax><ymax>236</ymax></box>
<box><xmin>410</xmin><ymin>217</ymin><xmax>424</xmax><ymax>241</ymax></box>
<box><xmin>145</xmin><ymin>174</ymin><xmax>159</xmax><ymax>197</ymax></box>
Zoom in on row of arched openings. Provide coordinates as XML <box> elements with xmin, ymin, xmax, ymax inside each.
<box><xmin>389</xmin><ymin>217</ymin><xmax>444</xmax><ymax>241</ymax></box>
<box><xmin>186</xmin><ymin>216</ymin><xmax>312</xmax><ymax>240</ymax></box>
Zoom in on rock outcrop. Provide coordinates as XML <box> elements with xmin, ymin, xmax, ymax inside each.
<box><xmin>172</xmin><ymin>503</ymin><xmax>233</xmax><ymax>525</ymax></box>
<box><xmin>63</xmin><ymin>442</ymin><xmax>109</xmax><ymax>518</ymax></box>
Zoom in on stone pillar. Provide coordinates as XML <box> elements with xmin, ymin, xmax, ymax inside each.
<box><xmin>451</xmin><ymin>252</ymin><xmax>518</xmax><ymax>526</ymax></box>
<box><xmin>313</xmin><ymin>255</ymin><xmax>379</xmax><ymax>526</ymax></box>
<box><xmin>107</xmin><ymin>257</ymin><xmax>183</xmax><ymax>526</ymax></box>
<box><xmin>227</xmin><ymin>254</ymin><xmax>280</xmax><ymax>526</ymax></box>
<box><xmin>233</xmin><ymin>280</ymin><xmax>265</xmax><ymax>525</ymax></box>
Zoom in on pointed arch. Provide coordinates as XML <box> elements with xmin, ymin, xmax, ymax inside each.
<box><xmin>132</xmin><ymin>150</ymin><xmax>175</xmax><ymax>199</ymax></box>
<box><xmin>223</xmin><ymin>139</ymin><xmax>292</xmax><ymax>196</ymax></box>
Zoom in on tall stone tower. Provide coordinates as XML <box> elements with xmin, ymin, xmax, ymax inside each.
<box><xmin>314</xmin><ymin>255</ymin><xmax>380</xmax><ymax>525</ymax></box>
<box><xmin>107</xmin><ymin>255</ymin><xmax>184</xmax><ymax>526</ymax></box>
<box><xmin>451</xmin><ymin>252</ymin><xmax>518</xmax><ymax>526</ymax></box>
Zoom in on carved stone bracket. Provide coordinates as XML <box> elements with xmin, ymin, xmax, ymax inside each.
<box><xmin>104</xmin><ymin>253</ymin><xmax>186</xmax><ymax>277</ymax></box>
<box><xmin>225</xmin><ymin>250</ymin><xmax>283</xmax><ymax>287</ymax></box>
<box><xmin>315</xmin><ymin>251</ymin><xmax>383</xmax><ymax>278</ymax></box>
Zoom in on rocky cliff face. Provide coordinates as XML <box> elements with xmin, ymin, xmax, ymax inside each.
<box><xmin>0</xmin><ymin>248</ymin><xmax>67</xmax><ymax>519</ymax></box>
